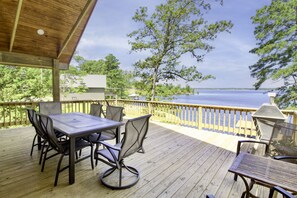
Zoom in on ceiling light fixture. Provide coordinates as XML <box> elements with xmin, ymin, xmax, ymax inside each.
<box><xmin>37</xmin><ymin>29</ymin><xmax>45</xmax><ymax>35</ymax></box>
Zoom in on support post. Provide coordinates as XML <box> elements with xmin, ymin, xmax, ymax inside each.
<box><xmin>293</xmin><ymin>111</ymin><xmax>297</xmax><ymax>125</ymax></box>
<box><xmin>52</xmin><ymin>59</ymin><xmax>60</xmax><ymax>102</ymax></box>
<box><xmin>198</xmin><ymin>106</ymin><xmax>202</xmax><ymax>130</ymax></box>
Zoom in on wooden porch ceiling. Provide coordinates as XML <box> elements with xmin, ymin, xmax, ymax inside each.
<box><xmin>0</xmin><ymin>0</ymin><xmax>97</xmax><ymax>69</ymax></box>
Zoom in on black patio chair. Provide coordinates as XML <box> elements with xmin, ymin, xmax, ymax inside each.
<box><xmin>269</xmin><ymin>186</ymin><xmax>295</xmax><ymax>198</ymax></box>
<box><xmin>89</xmin><ymin>103</ymin><xmax>103</xmax><ymax>117</ymax></box>
<box><xmin>78</xmin><ymin>103</ymin><xmax>103</xmax><ymax>157</ymax></box>
<box><xmin>235</xmin><ymin>121</ymin><xmax>297</xmax><ymax>180</ymax></box>
<box><xmin>94</xmin><ymin>114</ymin><xmax>151</xmax><ymax>189</ymax></box>
<box><xmin>86</xmin><ymin>105</ymin><xmax>124</xmax><ymax>164</ymax></box>
<box><xmin>37</xmin><ymin>113</ymin><xmax>94</xmax><ymax>186</ymax></box>
<box><xmin>28</xmin><ymin>108</ymin><xmax>61</xmax><ymax>171</ymax></box>
<box><xmin>234</xmin><ymin>121</ymin><xmax>297</xmax><ymax>193</ymax></box>
<box><xmin>27</xmin><ymin>108</ymin><xmax>47</xmax><ymax>161</ymax></box>
<box><xmin>39</xmin><ymin>101</ymin><xmax>65</xmax><ymax>138</ymax></box>
<box><xmin>39</xmin><ymin>102</ymin><xmax>62</xmax><ymax>115</ymax></box>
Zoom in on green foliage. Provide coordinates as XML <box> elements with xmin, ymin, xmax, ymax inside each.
<box><xmin>155</xmin><ymin>84</ymin><xmax>193</xmax><ymax>100</ymax></box>
<box><xmin>60</xmin><ymin>66</ymin><xmax>88</xmax><ymax>97</ymax></box>
<box><xmin>134</xmin><ymin>81</ymin><xmax>193</xmax><ymax>100</ymax></box>
<box><xmin>0</xmin><ymin>65</ymin><xmax>52</xmax><ymax>102</ymax></box>
<box><xmin>128</xmin><ymin>0</ymin><xmax>233</xmax><ymax>101</ymax></box>
<box><xmin>249</xmin><ymin>0</ymin><xmax>297</xmax><ymax>108</ymax></box>
<box><xmin>74</xmin><ymin>54</ymin><xmax>132</xmax><ymax>98</ymax></box>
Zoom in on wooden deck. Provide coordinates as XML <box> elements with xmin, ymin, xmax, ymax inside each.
<box><xmin>0</xmin><ymin>121</ymin><xmax>270</xmax><ymax>198</ymax></box>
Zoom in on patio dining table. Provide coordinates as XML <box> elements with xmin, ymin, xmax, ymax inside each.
<box><xmin>229</xmin><ymin>152</ymin><xmax>297</xmax><ymax>197</ymax></box>
<box><xmin>49</xmin><ymin>112</ymin><xmax>124</xmax><ymax>185</ymax></box>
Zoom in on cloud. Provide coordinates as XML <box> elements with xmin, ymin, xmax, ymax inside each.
<box><xmin>74</xmin><ymin>0</ymin><xmax>276</xmax><ymax>88</ymax></box>
<box><xmin>78</xmin><ymin>36</ymin><xmax>130</xmax><ymax>51</ymax></box>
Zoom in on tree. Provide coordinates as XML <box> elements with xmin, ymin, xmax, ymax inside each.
<box><xmin>249</xmin><ymin>0</ymin><xmax>297</xmax><ymax>108</ymax></box>
<box><xmin>0</xmin><ymin>65</ymin><xmax>52</xmax><ymax>102</ymax></box>
<box><xmin>74</xmin><ymin>55</ymin><xmax>105</xmax><ymax>74</ymax></box>
<box><xmin>60</xmin><ymin>66</ymin><xmax>88</xmax><ymax>97</ymax></box>
<box><xmin>128</xmin><ymin>0</ymin><xmax>233</xmax><ymax>101</ymax></box>
<box><xmin>101</xmin><ymin>54</ymin><xmax>128</xmax><ymax>98</ymax></box>
<box><xmin>74</xmin><ymin>54</ymin><xmax>132</xmax><ymax>98</ymax></box>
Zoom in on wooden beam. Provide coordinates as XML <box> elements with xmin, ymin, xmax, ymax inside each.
<box><xmin>0</xmin><ymin>51</ymin><xmax>68</xmax><ymax>69</ymax></box>
<box><xmin>52</xmin><ymin>59</ymin><xmax>60</xmax><ymax>102</ymax></box>
<box><xmin>57</xmin><ymin>0</ymin><xmax>94</xmax><ymax>58</ymax></box>
<box><xmin>10</xmin><ymin>0</ymin><xmax>23</xmax><ymax>52</ymax></box>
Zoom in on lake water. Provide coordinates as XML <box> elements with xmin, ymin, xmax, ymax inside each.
<box><xmin>171</xmin><ymin>89</ymin><xmax>271</xmax><ymax>108</ymax></box>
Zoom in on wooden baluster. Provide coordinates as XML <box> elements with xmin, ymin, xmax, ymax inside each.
<box><xmin>233</xmin><ymin>110</ymin><xmax>237</xmax><ymax>134</ymax></box>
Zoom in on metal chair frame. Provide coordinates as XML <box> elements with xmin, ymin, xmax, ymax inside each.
<box><xmin>95</xmin><ymin>114</ymin><xmax>151</xmax><ymax>189</ymax></box>
<box><xmin>37</xmin><ymin>113</ymin><xmax>94</xmax><ymax>186</ymax></box>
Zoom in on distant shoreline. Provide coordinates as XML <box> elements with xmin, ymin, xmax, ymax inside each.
<box><xmin>192</xmin><ymin>88</ymin><xmax>273</xmax><ymax>90</ymax></box>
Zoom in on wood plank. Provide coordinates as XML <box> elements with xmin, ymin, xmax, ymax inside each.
<box><xmin>101</xmin><ymin>126</ymin><xmax>207</xmax><ymax>197</ymax></box>
<box><xmin>9</xmin><ymin>0</ymin><xmax>23</xmax><ymax>52</ymax></box>
<box><xmin>0</xmin><ymin>51</ymin><xmax>66</xmax><ymax>69</ymax></box>
<box><xmin>0</xmin><ymin>121</ymin><xmax>271</xmax><ymax>197</ymax></box>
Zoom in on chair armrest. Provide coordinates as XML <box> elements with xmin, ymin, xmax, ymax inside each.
<box><xmin>236</xmin><ymin>140</ymin><xmax>269</xmax><ymax>156</ymax></box>
<box><xmin>234</xmin><ymin>140</ymin><xmax>269</xmax><ymax>181</ymax></box>
<box><xmin>99</xmin><ymin>141</ymin><xmax>121</xmax><ymax>151</ymax></box>
<box><xmin>273</xmin><ymin>156</ymin><xmax>297</xmax><ymax>160</ymax></box>
<box><xmin>269</xmin><ymin>186</ymin><xmax>295</xmax><ymax>198</ymax></box>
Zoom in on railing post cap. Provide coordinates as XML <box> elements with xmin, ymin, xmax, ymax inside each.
<box><xmin>268</xmin><ymin>92</ymin><xmax>276</xmax><ymax>97</ymax></box>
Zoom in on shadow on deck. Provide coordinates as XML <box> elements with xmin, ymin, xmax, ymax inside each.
<box><xmin>0</xmin><ymin>121</ymin><xmax>269</xmax><ymax>198</ymax></box>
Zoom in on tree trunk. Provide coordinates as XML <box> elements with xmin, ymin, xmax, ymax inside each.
<box><xmin>151</xmin><ymin>67</ymin><xmax>158</xmax><ymax>101</ymax></box>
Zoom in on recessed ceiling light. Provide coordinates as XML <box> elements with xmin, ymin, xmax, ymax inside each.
<box><xmin>37</xmin><ymin>29</ymin><xmax>45</xmax><ymax>35</ymax></box>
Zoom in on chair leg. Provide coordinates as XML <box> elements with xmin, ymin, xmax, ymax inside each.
<box><xmin>100</xmin><ymin>164</ymin><xmax>139</xmax><ymax>189</ymax></box>
<box><xmin>119</xmin><ymin>166</ymin><xmax>122</xmax><ymax>187</ymax></box>
<box><xmin>234</xmin><ymin>174</ymin><xmax>238</xmax><ymax>181</ymax></box>
<box><xmin>137</xmin><ymin>146</ymin><xmax>145</xmax><ymax>153</ymax></box>
<box><xmin>39</xmin><ymin>140</ymin><xmax>47</xmax><ymax>165</ymax></box>
<box><xmin>95</xmin><ymin>146</ymin><xmax>98</xmax><ymax>166</ymax></box>
<box><xmin>90</xmin><ymin>144</ymin><xmax>94</xmax><ymax>170</ymax></box>
<box><xmin>54</xmin><ymin>154</ymin><xmax>64</xmax><ymax>186</ymax></box>
<box><xmin>41</xmin><ymin>145</ymin><xmax>50</xmax><ymax>172</ymax></box>
<box><xmin>95</xmin><ymin>143</ymin><xmax>100</xmax><ymax>166</ymax></box>
<box><xmin>30</xmin><ymin>134</ymin><xmax>37</xmax><ymax>156</ymax></box>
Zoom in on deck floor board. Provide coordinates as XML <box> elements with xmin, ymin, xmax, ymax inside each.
<box><xmin>0</xmin><ymin>121</ymin><xmax>270</xmax><ymax>198</ymax></box>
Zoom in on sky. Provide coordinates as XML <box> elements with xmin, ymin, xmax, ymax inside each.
<box><xmin>74</xmin><ymin>0</ymin><xmax>280</xmax><ymax>89</ymax></box>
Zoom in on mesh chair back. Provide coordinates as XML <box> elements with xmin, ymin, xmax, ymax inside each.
<box><xmin>105</xmin><ymin>105</ymin><xmax>124</xmax><ymax>121</ymax></box>
<box><xmin>39</xmin><ymin>102</ymin><xmax>62</xmax><ymax>115</ymax></box>
<box><xmin>119</xmin><ymin>114</ymin><xmax>151</xmax><ymax>161</ymax></box>
<box><xmin>103</xmin><ymin>105</ymin><xmax>124</xmax><ymax>136</ymax></box>
<box><xmin>90</xmin><ymin>104</ymin><xmax>102</xmax><ymax>117</ymax></box>
<box><xmin>37</xmin><ymin>113</ymin><xmax>64</xmax><ymax>153</ymax></box>
<box><xmin>269</xmin><ymin>122</ymin><xmax>297</xmax><ymax>158</ymax></box>
<box><xmin>27</xmin><ymin>108</ymin><xmax>35</xmax><ymax>124</ymax></box>
<box><xmin>27</xmin><ymin>109</ymin><xmax>46</xmax><ymax>139</ymax></box>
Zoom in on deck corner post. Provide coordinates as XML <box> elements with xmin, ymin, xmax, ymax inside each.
<box><xmin>52</xmin><ymin>59</ymin><xmax>60</xmax><ymax>102</ymax></box>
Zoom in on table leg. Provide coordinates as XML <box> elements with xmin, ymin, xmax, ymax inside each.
<box><xmin>116</xmin><ymin>127</ymin><xmax>121</xmax><ymax>144</ymax></box>
<box><xmin>69</xmin><ymin>137</ymin><xmax>75</xmax><ymax>184</ymax></box>
<box><xmin>238</xmin><ymin>175</ymin><xmax>258</xmax><ymax>198</ymax></box>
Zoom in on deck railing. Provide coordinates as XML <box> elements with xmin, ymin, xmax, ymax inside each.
<box><xmin>1</xmin><ymin>99</ymin><xmax>296</xmax><ymax>137</ymax></box>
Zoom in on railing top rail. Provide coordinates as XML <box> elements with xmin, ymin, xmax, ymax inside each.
<box><xmin>117</xmin><ymin>99</ymin><xmax>259</xmax><ymax>111</ymax></box>
<box><xmin>0</xmin><ymin>100</ymin><xmax>103</xmax><ymax>105</ymax></box>
<box><xmin>0</xmin><ymin>99</ymin><xmax>296</xmax><ymax>115</ymax></box>
<box><xmin>117</xmin><ymin>99</ymin><xmax>297</xmax><ymax>115</ymax></box>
